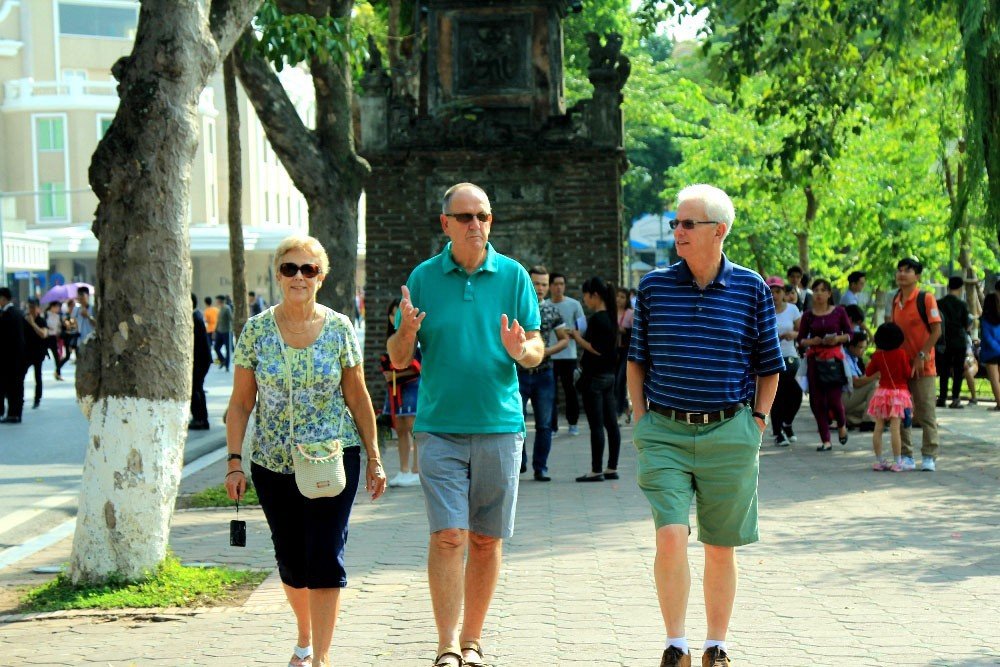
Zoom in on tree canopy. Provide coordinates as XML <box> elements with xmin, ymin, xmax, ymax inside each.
<box><xmin>623</xmin><ymin>0</ymin><xmax>1000</xmax><ymax>292</ymax></box>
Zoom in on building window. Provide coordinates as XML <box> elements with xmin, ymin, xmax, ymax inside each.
<box><xmin>37</xmin><ymin>117</ymin><xmax>65</xmax><ymax>151</ymax></box>
<box><xmin>207</xmin><ymin>121</ymin><xmax>216</xmax><ymax>156</ymax></box>
<box><xmin>98</xmin><ymin>115</ymin><xmax>114</xmax><ymax>139</ymax></box>
<box><xmin>59</xmin><ymin>3</ymin><xmax>139</xmax><ymax>39</ymax></box>
<box><xmin>39</xmin><ymin>183</ymin><xmax>68</xmax><ymax>220</ymax></box>
<box><xmin>63</xmin><ymin>68</ymin><xmax>88</xmax><ymax>82</ymax></box>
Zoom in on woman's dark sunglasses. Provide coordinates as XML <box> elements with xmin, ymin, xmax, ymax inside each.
<box><xmin>279</xmin><ymin>262</ymin><xmax>321</xmax><ymax>278</ymax></box>
<box><xmin>444</xmin><ymin>211</ymin><xmax>491</xmax><ymax>224</ymax></box>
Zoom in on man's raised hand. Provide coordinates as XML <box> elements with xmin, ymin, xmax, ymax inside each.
<box><xmin>398</xmin><ymin>285</ymin><xmax>426</xmax><ymax>337</ymax></box>
<box><xmin>500</xmin><ymin>314</ymin><xmax>527</xmax><ymax>359</ymax></box>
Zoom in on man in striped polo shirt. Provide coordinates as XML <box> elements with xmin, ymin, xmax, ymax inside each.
<box><xmin>627</xmin><ymin>184</ymin><xmax>783</xmax><ymax>667</ymax></box>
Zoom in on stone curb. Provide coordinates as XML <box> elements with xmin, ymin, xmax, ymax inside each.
<box><xmin>0</xmin><ymin>593</ymin><xmax>287</xmax><ymax>626</ymax></box>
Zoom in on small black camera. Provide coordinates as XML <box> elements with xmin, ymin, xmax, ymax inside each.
<box><xmin>230</xmin><ymin>519</ymin><xmax>247</xmax><ymax>547</ymax></box>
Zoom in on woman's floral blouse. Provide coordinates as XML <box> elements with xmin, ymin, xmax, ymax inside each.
<box><xmin>234</xmin><ymin>306</ymin><xmax>362</xmax><ymax>473</ymax></box>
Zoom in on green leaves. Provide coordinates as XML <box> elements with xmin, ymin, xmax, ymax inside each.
<box><xmin>249</xmin><ymin>0</ymin><xmax>369</xmax><ymax>72</ymax></box>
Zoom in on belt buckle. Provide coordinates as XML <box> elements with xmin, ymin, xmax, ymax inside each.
<box><xmin>685</xmin><ymin>412</ymin><xmax>708</xmax><ymax>425</ymax></box>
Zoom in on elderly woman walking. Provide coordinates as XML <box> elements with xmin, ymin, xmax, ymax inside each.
<box><xmin>224</xmin><ymin>234</ymin><xmax>387</xmax><ymax>667</ymax></box>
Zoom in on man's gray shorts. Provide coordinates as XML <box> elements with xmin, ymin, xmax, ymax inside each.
<box><xmin>418</xmin><ymin>432</ymin><xmax>523</xmax><ymax>539</ymax></box>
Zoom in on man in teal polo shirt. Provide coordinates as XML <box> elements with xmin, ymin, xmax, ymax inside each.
<box><xmin>388</xmin><ymin>182</ymin><xmax>542</xmax><ymax>667</ymax></box>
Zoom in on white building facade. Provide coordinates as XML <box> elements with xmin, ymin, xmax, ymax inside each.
<box><xmin>0</xmin><ymin>0</ymin><xmax>319</xmax><ymax>305</ymax></box>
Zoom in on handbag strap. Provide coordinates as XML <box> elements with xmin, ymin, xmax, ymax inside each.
<box><xmin>881</xmin><ymin>351</ymin><xmax>896</xmax><ymax>388</ymax></box>
<box><xmin>272</xmin><ymin>308</ymin><xmax>346</xmax><ymax>446</ymax></box>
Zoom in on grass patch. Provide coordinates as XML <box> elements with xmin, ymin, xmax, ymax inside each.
<box><xmin>179</xmin><ymin>483</ymin><xmax>259</xmax><ymax>509</ymax></box>
<box><xmin>19</xmin><ymin>555</ymin><xmax>268</xmax><ymax>612</ymax></box>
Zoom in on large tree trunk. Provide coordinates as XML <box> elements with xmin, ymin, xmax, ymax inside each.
<box><xmin>943</xmin><ymin>143</ymin><xmax>981</xmax><ymax>316</ymax></box>
<box><xmin>798</xmin><ymin>184</ymin><xmax>817</xmax><ymax>276</ymax></box>
<box><xmin>959</xmin><ymin>0</ymin><xmax>1000</xmax><ymax>247</ymax></box>
<box><xmin>224</xmin><ymin>52</ymin><xmax>250</xmax><ymax>339</ymax></box>
<box><xmin>72</xmin><ymin>0</ymin><xmax>260</xmax><ymax>585</ymax></box>
<box><xmin>234</xmin><ymin>0</ymin><xmax>369</xmax><ymax>317</ymax></box>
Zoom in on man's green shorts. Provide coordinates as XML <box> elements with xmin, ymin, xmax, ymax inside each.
<box><xmin>633</xmin><ymin>407</ymin><xmax>762</xmax><ymax>547</ymax></box>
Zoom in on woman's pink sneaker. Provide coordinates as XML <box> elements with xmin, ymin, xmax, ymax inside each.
<box><xmin>872</xmin><ymin>460</ymin><xmax>890</xmax><ymax>471</ymax></box>
<box><xmin>888</xmin><ymin>462</ymin><xmax>903</xmax><ymax>472</ymax></box>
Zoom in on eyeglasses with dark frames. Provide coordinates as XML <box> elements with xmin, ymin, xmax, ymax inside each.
<box><xmin>669</xmin><ymin>219</ymin><xmax>721</xmax><ymax>230</ymax></box>
<box><xmin>444</xmin><ymin>211</ymin><xmax>491</xmax><ymax>224</ymax></box>
<box><xmin>278</xmin><ymin>262</ymin><xmax>322</xmax><ymax>279</ymax></box>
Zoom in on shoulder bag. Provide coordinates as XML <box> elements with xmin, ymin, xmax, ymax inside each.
<box><xmin>276</xmin><ymin>314</ymin><xmax>347</xmax><ymax>499</ymax></box>
<box><xmin>815</xmin><ymin>357</ymin><xmax>848</xmax><ymax>388</ymax></box>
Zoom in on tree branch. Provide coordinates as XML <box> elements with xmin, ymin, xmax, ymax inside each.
<box><xmin>311</xmin><ymin>54</ymin><xmax>369</xmax><ymax>186</ymax></box>
<box><xmin>208</xmin><ymin>0</ymin><xmax>263</xmax><ymax>61</ymax></box>
<box><xmin>234</xmin><ymin>31</ymin><xmax>333</xmax><ymax>199</ymax></box>
<box><xmin>276</xmin><ymin>0</ymin><xmax>329</xmax><ymax>19</ymax></box>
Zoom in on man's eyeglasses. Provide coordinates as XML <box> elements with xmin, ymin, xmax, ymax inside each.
<box><xmin>279</xmin><ymin>262</ymin><xmax>321</xmax><ymax>279</ymax></box>
<box><xmin>669</xmin><ymin>219</ymin><xmax>720</xmax><ymax>230</ymax></box>
<box><xmin>444</xmin><ymin>211</ymin><xmax>491</xmax><ymax>224</ymax></box>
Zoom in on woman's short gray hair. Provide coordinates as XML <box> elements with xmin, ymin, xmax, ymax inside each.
<box><xmin>676</xmin><ymin>184</ymin><xmax>736</xmax><ymax>237</ymax></box>
<box><xmin>274</xmin><ymin>234</ymin><xmax>330</xmax><ymax>276</ymax></box>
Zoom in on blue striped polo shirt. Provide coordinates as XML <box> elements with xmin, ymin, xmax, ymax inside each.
<box><xmin>628</xmin><ymin>254</ymin><xmax>784</xmax><ymax>412</ymax></box>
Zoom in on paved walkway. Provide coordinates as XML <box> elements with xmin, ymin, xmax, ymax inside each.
<box><xmin>0</xmin><ymin>405</ymin><xmax>998</xmax><ymax>666</ymax></box>
<box><xmin>0</xmin><ymin>361</ymin><xmax>232</xmax><ymax>548</ymax></box>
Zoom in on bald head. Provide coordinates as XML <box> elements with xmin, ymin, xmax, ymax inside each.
<box><xmin>442</xmin><ymin>182</ymin><xmax>491</xmax><ymax>214</ymax></box>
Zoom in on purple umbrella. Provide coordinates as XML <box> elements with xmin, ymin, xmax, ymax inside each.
<box><xmin>40</xmin><ymin>282</ymin><xmax>94</xmax><ymax>305</ymax></box>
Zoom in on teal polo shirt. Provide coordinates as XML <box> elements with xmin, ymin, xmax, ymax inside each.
<box><xmin>404</xmin><ymin>242</ymin><xmax>540</xmax><ymax>434</ymax></box>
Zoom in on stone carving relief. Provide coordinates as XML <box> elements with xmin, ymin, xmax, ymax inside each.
<box><xmin>455</xmin><ymin>17</ymin><xmax>530</xmax><ymax>93</ymax></box>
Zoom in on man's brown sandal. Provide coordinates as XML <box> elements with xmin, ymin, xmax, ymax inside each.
<box><xmin>461</xmin><ymin>641</ymin><xmax>488</xmax><ymax>667</ymax></box>
<box><xmin>432</xmin><ymin>650</ymin><xmax>464</xmax><ymax>666</ymax></box>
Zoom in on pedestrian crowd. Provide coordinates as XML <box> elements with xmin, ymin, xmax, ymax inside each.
<box><xmin>0</xmin><ymin>285</ymin><xmax>93</xmax><ymax>424</ymax></box>
<box><xmin>756</xmin><ymin>257</ymin><xmax>1000</xmax><ymax>476</ymax></box>
<box><xmin>219</xmin><ymin>183</ymin><xmax>777</xmax><ymax>667</ymax></box>
<box><xmin>4</xmin><ymin>180</ymin><xmax>998</xmax><ymax>667</ymax></box>
<box><xmin>0</xmin><ymin>285</ymin><xmax>246</xmax><ymax>431</ymax></box>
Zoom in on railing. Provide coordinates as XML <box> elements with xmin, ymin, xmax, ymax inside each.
<box><xmin>4</xmin><ymin>78</ymin><xmax>118</xmax><ymax>100</ymax></box>
<box><xmin>2</xmin><ymin>78</ymin><xmax>216</xmax><ymax>113</ymax></box>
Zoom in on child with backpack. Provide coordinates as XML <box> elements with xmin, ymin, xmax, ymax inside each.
<box><xmin>866</xmin><ymin>322</ymin><xmax>913</xmax><ymax>472</ymax></box>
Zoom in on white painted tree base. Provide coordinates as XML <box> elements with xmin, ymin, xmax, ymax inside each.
<box><xmin>70</xmin><ymin>396</ymin><xmax>188</xmax><ymax>584</ymax></box>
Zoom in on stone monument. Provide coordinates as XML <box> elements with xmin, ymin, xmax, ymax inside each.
<box><xmin>359</xmin><ymin>0</ymin><xmax>629</xmax><ymax>386</ymax></box>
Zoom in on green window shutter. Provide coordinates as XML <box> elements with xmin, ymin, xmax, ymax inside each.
<box><xmin>37</xmin><ymin>118</ymin><xmax>65</xmax><ymax>151</ymax></box>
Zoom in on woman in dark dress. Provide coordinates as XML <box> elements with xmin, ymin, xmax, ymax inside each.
<box><xmin>570</xmin><ymin>276</ymin><xmax>621</xmax><ymax>482</ymax></box>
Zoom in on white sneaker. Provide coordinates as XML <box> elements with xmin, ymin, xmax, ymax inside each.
<box><xmin>898</xmin><ymin>456</ymin><xmax>916</xmax><ymax>471</ymax></box>
<box><xmin>921</xmin><ymin>457</ymin><xmax>936</xmax><ymax>472</ymax></box>
<box><xmin>568</xmin><ymin>425</ymin><xmax>580</xmax><ymax>436</ymax></box>
<box><xmin>388</xmin><ymin>472</ymin><xmax>407</xmax><ymax>488</ymax></box>
<box><xmin>400</xmin><ymin>472</ymin><xmax>422</xmax><ymax>487</ymax></box>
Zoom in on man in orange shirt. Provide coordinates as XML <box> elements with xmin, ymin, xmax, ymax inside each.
<box><xmin>203</xmin><ymin>296</ymin><xmax>219</xmax><ymax>365</ymax></box>
<box><xmin>890</xmin><ymin>257</ymin><xmax>942</xmax><ymax>472</ymax></box>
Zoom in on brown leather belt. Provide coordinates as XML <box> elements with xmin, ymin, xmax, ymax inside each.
<box><xmin>517</xmin><ymin>364</ymin><xmax>553</xmax><ymax>375</ymax></box>
<box><xmin>649</xmin><ymin>403</ymin><xmax>744</xmax><ymax>425</ymax></box>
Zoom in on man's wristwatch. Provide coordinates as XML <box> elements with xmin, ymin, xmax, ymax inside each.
<box><xmin>752</xmin><ymin>411</ymin><xmax>769</xmax><ymax>425</ymax></box>
<box><xmin>227</xmin><ymin>453</ymin><xmax>242</xmax><ymax>462</ymax></box>
<box><xmin>917</xmin><ymin>351</ymin><xmax>928</xmax><ymax>360</ymax></box>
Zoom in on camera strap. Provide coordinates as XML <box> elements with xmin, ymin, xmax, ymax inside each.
<box><xmin>235</xmin><ymin>496</ymin><xmax>239</xmax><ymax>520</ymax></box>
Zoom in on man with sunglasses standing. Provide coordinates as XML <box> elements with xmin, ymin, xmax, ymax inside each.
<box><xmin>388</xmin><ymin>182</ymin><xmax>543</xmax><ymax>667</ymax></box>
<box><xmin>628</xmin><ymin>184</ymin><xmax>783</xmax><ymax>667</ymax></box>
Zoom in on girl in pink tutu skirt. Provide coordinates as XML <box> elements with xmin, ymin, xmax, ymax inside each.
<box><xmin>866</xmin><ymin>322</ymin><xmax>912</xmax><ymax>472</ymax></box>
